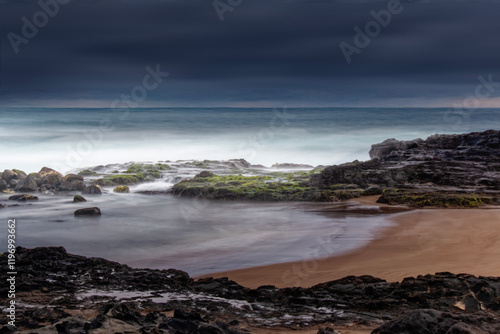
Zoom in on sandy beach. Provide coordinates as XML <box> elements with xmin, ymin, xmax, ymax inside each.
<box><xmin>204</xmin><ymin>198</ymin><xmax>500</xmax><ymax>289</ymax></box>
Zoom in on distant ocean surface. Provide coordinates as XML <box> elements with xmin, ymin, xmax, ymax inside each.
<box><xmin>2</xmin><ymin>107</ymin><xmax>499</xmax><ymax>173</ymax></box>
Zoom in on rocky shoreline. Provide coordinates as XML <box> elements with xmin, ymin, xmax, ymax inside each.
<box><xmin>2</xmin><ymin>247</ymin><xmax>500</xmax><ymax>333</ymax></box>
<box><xmin>2</xmin><ymin>130</ymin><xmax>500</xmax><ymax>209</ymax></box>
<box><xmin>172</xmin><ymin>129</ymin><xmax>500</xmax><ymax>207</ymax></box>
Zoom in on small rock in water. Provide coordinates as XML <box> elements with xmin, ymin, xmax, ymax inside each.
<box><xmin>73</xmin><ymin>195</ymin><xmax>87</xmax><ymax>203</ymax></box>
<box><xmin>0</xmin><ymin>204</ymin><xmax>4</xmax><ymax>209</ymax></box>
<box><xmin>82</xmin><ymin>185</ymin><xmax>103</xmax><ymax>195</ymax></box>
<box><xmin>9</xmin><ymin>194</ymin><xmax>39</xmax><ymax>201</ymax></box>
<box><xmin>74</xmin><ymin>207</ymin><xmax>101</xmax><ymax>216</ymax></box>
<box><xmin>113</xmin><ymin>185</ymin><xmax>130</xmax><ymax>193</ymax></box>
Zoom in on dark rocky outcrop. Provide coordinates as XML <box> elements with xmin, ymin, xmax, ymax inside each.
<box><xmin>372</xmin><ymin>309</ymin><xmax>500</xmax><ymax>334</ymax></box>
<box><xmin>309</xmin><ymin>130</ymin><xmax>500</xmax><ymax>206</ymax></box>
<box><xmin>170</xmin><ymin>130</ymin><xmax>500</xmax><ymax>205</ymax></box>
<box><xmin>74</xmin><ymin>207</ymin><xmax>101</xmax><ymax>216</ymax></box>
<box><xmin>2</xmin><ymin>248</ymin><xmax>500</xmax><ymax>333</ymax></box>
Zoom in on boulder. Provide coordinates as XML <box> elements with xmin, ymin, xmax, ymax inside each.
<box><xmin>113</xmin><ymin>185</ymin><xmax>130</xmax><ymax>193</ymax></box>
<box><xmin>59</xmin><ymin>181</ymin><xmax>85</xmax><ymax>191</ymax></box>
<box><xmin>59</xmin><ymin>174</ymin><xmax>85</xmax><ymax>191</ymax></box>
<box><xmin>28</xmin><ymin>172</ymin><xmax>43</xmax><ymax>186</ymax></box>
<box><xmin>43</xmin><ymin>173</ymin><xmax>63</xmax><ymax>187</ymax></box>
<box><xmin>9</xmin><ymin>179</ymin><xmax>19</xmax><ymax>188</ymax></box>
<box><xmin>73</xmin><ymin>195</ymin><xmax>87</xmax><ymax>203</ymax></box>
<box><xmin>63</xmin><ymin>174</ymin><xmax>84</xmax><ymax>183</ymax></box>
<box><xmin>82</xmin><ymin>185</ymin><xmax>103</xmax><ymax>195</ymax></box>
<box><xmin>12</xmin><ymin>169</ymin><xmax>27</xmax><ymax>178</ymax></box>
<box><xmin>39</xmin><ymin>167</ymin><xmax>63</xmax><ymax>179</ymax></box>
<box><xmin>74</xmin><ymin>207</ymin><xmax>101</xmax><ymax>216</ymax></box>
<box><xmin>0</xmin><ymin>179</ymin><xmax>7</xmax><ymax>191</ymax></box>
<box><xmin>9</xmin><ymin>194</ymin><xmax>39</xmax><ymax>201</ymax></box>
<box><xmin>15</xmin><ymin>175</ymin><xmax>38</xmax><ymax>192</ymax></box>
<box><xmin>2</xmin><ymin>169</ymin><xmax>18</xmax><ymax>182</ymax></box>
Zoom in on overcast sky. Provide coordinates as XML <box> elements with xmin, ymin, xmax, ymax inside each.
<box><xmin>1</xmin><ymin>0</ymin><xmax>500</xmax><ymax>107</ymax></box>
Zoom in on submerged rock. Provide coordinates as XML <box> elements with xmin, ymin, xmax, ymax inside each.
<box><xmin>9</xmin><ymin>194</ymin><xmax>39</xmax><ymax>201</ymax></box>
<box><xmin>73</xmin><ymin>195</ymin><xmax>87</xmax><ymax>203</ymax></box>
<box><xmin>74</xmin><ymin>207</ymin><xmax>101</xmax><ymax>216</ymax></box>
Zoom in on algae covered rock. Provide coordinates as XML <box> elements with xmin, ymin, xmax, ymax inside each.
<box><xmin>194</xmin><ymin>171</ymin><xmax>214</xmax><ymax>178</ymax></box>
<box><xmin>113</xmin><ymin>185</ymin><xmax>130</xmax><ymax>193</ymax></box>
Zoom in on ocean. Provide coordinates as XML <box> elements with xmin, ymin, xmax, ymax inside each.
<box><xmin>2</xmin><ymin>107</ymin><xmax>498</xmax><ymax>173</ymax></box>
<box><xmin>1</xmin><ymin>107</ymin><xmax>499</xmax><ymax>276</ymax></box>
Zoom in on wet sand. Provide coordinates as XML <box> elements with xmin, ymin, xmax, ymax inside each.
<box><xmin>204</xmin><ymin>198</ymin><xmax>500</xmax><ymax>289</ymax></box>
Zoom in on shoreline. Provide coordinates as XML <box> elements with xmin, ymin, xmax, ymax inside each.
<box><xmin>201</xmin><ymin>198</ymin><xmax>500</xmax><ymax>288</ymax></box>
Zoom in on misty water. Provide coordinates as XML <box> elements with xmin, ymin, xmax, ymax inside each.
<box><xmin>0</xmin><ymin>191</ymin><xmax>393</xmax><ymax>276</ymax></box>
<box><xmin>1</xmin><ymin>107</ymin><xmax>499</xmax><ymax>276</ymax></box>
<box><xmin>2</xmin><ymin>107</ymin><xmax>499</xmax><ymax>173</ymax></box>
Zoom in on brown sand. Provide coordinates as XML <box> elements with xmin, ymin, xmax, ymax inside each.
<box><xmin>203</xmin><ymin>200</ymin><xmax>500</xmax><ymax>289</ymax></box>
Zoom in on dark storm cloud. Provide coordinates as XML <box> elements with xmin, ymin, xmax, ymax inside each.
<box><xmin>1</xmin><ymin>0</ymin><xmax>500</xmax><ymax>106</ymax></box>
